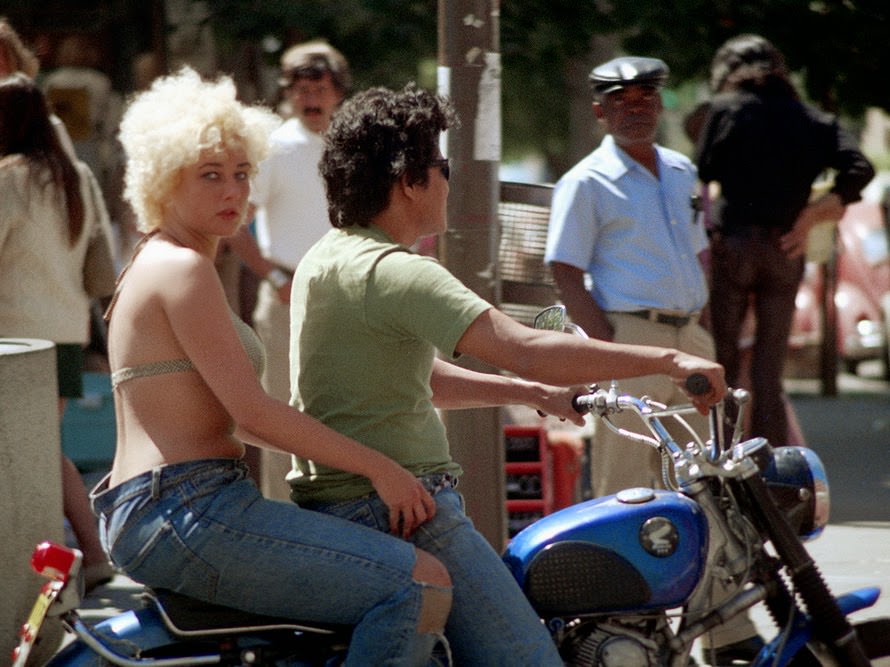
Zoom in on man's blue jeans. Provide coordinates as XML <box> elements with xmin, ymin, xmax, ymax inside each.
<box><xmin>91</xmin><ymin>458</ymin><xmax>445</xmax><ymax>666</ymax></box>
<box><xmin>302</xmin><ymin>482</ymin><xmax>563</xmax><ymax>666</ymax></box>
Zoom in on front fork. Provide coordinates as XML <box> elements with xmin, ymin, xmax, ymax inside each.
<box><xmin>740</xmin><ymin>474</ymin><xmax>871</xmax><ymax>666</ymax></box>
<box><xmin>671</xmin><ymin>478</ymin><xmax>876</xmax><ymax>667</ymax></box>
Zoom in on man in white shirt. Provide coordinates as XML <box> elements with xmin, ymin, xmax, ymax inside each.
<box><xmin>546</xmin><ymin>56</ymin><xmax>714</xmax><ymax>496</ymax></box>
<box><xmin>545</xmin><ymin>55</ymin><xmax>762</xmax><ymax>664</ymax></box>
<box><xmin>228</xmin><ymin>40</ymin><xmax>350</xmax><ymax>499</ymax></box>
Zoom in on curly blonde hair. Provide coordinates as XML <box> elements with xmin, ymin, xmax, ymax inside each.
<box><xmin>118</xmin><ymin>67</ymin><xmax>280</xmax><ymax>232</ymax></box>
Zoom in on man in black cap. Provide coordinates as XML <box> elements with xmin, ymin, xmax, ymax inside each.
<box><xmin>546</xmin><ymin>54</ymin><xmax>714</xmax><ymax>493</ymax></box>
<box><xmin>545</xmin><ymin>55</ymin><xmax>763</xmax><ymax>665</ymax></box>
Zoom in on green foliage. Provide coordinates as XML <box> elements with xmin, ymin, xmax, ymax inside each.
<box><xmin>200</xmin><ymin>0</ymin><xmax>438</xmax><ymax>91</ymax></box>
<box><xmin>499</xmin><ymin>0</ymin><xmax>609</xmax><ymax>168</ymax></box>
<box><xmin>611</xmin><ymin>0</ymin><xmax>890</xmax><ymax>114</ymax></box>
<box><xmin>195</xmin><ymin>0</ymin><xmax>889</xmax><ymax>166</ymax></box>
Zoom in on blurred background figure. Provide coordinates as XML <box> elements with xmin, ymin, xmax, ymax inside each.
<box><xmin>0</xmin><ymin>18</ymin><xmax>37</xmax><ymax>76</ymax></box>
<box><xmin>694</xmin><ymin>34</ymin><xmax>875</xmax><ymax>448</ymax></box>
<box><xmin>0</xmin><ymin>73</ymin><xmax>115</xmax><ymax>592</ymax></box>
<box><xmin>0</xmin><ymin>18</ymin><xmax>76</xmax><ymax>159</ymax></box>
<box><xmin>546</xmin><ymin>57</ymin><xmax>715</xmax><ymax>496</ymax></box>
<box><xmin>227</xmin><ymin>39</ymin><xmax>351</xmax><ymax>499</ymax></box>
<box><xmin>42</xmin><ymin>34</ymin><xmax>122</xmax><ymax>196</ymax></box>
<box><xmin>131</xmin><ymin>51</ymin><xmax>163</xmax><ymax>92</ymax></box>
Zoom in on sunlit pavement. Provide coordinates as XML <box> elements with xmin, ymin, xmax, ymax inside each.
<box><xmin>747</xmin><ymin>361</ymin><xmax>890</xmax><ymax>663</ymax></box>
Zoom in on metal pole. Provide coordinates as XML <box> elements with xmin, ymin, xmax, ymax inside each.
<box><xmin>819</xmin><ymin>231</ymin><xmax>839</xmax><ymax>397</ymax></box>
<box><xmin>437</xmin><ymin>0</ymin><xmax>505</xmax><ymax>548</ymax></box>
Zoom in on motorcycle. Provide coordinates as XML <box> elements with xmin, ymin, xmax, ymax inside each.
<box><xmin>12</xmin><ymin>304</ymin><xmax>890</xmax><ymax>666</ymax></box>
<box><xmin>505</xmin><ymin>305</ymin><xmax>890</xmax><ymax>666</ymax></box>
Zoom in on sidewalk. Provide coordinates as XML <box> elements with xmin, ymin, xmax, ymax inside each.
<box><xmin>765</xmin><ymin>361</ymin><xmax>890</xmax><ymax>663</ymax></box>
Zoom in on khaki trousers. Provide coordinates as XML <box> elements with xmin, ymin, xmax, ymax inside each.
<box><xmin>591</xmin><ymin>311</ymin><xmax>715</xmax><ymax>497</ymax></box>
<box><xmin>592</xmin><ymin>312</ymin><xmax>759</xmax><ymax>648</ymax></box>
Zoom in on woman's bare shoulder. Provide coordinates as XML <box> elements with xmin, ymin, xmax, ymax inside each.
<box><xmin>135</xmin><ymin>239</ymin><xmax>218</xmax><ymax>286</ymax></box>
<box><xmin>115</xmin><ymin>239</ymin><xmax>221</xmax><ymax>320</ymax></box>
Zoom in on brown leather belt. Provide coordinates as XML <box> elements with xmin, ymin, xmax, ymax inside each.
<box><xmin>625</xmin><ymin>309</ymin><xmax>695</xmax><ymax>327</ymax></box>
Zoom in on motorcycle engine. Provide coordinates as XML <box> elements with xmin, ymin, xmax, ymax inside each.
<box><xmin>562</xmin><ymin>623</ymin><xmax>655</xmax><ymax>667</ymax></box>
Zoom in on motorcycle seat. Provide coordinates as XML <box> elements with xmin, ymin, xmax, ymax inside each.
<box><xmin>147</xmin><ymin>588</ymin><xmax>353</xmax><ymax>640</ymax></box>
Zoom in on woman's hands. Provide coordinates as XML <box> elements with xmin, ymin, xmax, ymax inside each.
<box><xmin>781</xmin><ymin>193</ymin><xmax>845</xmax><ymax>259</ymax></box>
<box><xmin>370</xmin><ymin>463</ymin><xmax>437</xmax><ymax>538</ymax></box>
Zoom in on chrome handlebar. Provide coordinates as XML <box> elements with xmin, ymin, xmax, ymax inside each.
<box><xmin>572</xmin><ymin>382</ymin><xmax>760</xmax><ymax>490</ymax></box>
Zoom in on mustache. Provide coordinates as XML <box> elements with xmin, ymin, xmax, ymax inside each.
<box><xmin>302</xmin><ymin>107</ymin><xmax>323</xmax><ymax>115</ymax></box>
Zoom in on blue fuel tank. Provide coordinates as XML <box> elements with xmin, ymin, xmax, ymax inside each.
<box><xmin>503</xmin><ymin>488</ymin><xmax>708</xmax><ymax>618</ymax></box>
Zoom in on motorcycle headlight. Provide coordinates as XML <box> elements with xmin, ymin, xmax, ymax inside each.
<box><xmin>762</xmin><ymin>446</ymin><xmax>830</xmax><ymax>542</ymax></box>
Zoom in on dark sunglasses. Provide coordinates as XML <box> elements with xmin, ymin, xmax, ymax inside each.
<box><xmin>429</xmin><ymin>157</ymin><xmax>450</xmax><ymax>181</ymax></box>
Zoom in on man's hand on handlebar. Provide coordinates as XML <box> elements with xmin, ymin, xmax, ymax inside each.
<box><xmin>532</xmin><ymin>384</ymin><xmax>591</xmax><ymax>426</ymax></box>
<box><xmin>670</xmin><ymin>353</ymin><xmax>726</xmax><ymax>415</ymax></box>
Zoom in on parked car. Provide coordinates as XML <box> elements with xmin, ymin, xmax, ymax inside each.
<box><xmin>789</xmin><ymin>191</ymin><xmax>890</xmax><ymax>378</ymax></box>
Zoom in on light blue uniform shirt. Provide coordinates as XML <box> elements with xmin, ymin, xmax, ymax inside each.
<box><xmin>545</xmin><ymin>135</ymin><xmax>709</xmax><ymax>313</ymax></box>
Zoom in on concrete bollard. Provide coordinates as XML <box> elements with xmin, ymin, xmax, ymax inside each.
<box><xmin>1</xmin><ymin>339</ymin><xmax>65</xmax><ymax>661</ymax></box>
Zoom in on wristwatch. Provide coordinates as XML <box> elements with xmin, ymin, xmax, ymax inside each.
<box><xmin>266</xmin><ymin>267</ymin><xmax>290</xmax><ymax>290</ymax></box>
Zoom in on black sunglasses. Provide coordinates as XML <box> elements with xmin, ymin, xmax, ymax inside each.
<box><xmin>429</xmin><ymin>157</ymin><xmax>450</xmax><ymax>181</ymax></box>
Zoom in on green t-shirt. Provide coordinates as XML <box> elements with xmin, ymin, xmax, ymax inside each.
<box><xmin>288</xmin><ymin>225</ymin><xmax>492</xmax><ymax>503</ymax></box>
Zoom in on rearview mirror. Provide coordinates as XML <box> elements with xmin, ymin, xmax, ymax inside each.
<box><xmin>533</xmin><ymin>305</ymin><xmax>589</xmax><ymax>338</ymax></box>
<box><xmin>533</xmin><ymin>305</ymin><xmax>567</xmax><ymax>332</ymax></box>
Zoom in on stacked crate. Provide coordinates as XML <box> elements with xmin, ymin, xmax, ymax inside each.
<box><xmin>504</xmin><ymin>425</ymin><xmax>554</xmax><ymax>537</ymax></box>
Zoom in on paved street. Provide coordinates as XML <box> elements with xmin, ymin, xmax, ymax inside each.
<box><xmin>751</xmin><ymin>366</ymin><xmax>890</xmax><ymax>662</ymax></box>
<box><xmin>58</xmin><ymin>368</ymin><xmax>890</xmax><ymax>661</ymax></box>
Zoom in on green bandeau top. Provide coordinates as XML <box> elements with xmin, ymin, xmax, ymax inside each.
<box><xmin>111</xmin><ymin>312</ymin><xmax>265</xmax><ymax>388</ymax></box>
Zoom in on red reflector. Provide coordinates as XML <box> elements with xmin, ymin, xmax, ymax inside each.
<box><xmin>30</xmin><ymin>542</ymin><xmax>79</xmax><ymax>581</ymax></box>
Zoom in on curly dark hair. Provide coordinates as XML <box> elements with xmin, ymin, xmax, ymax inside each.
<box><xmin>320</xmin><ymin>83</ymin><xmax>457</xmax><ymax>229</ymax></box>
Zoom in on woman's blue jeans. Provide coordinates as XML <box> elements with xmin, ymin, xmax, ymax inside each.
<box><xmin>90</xmin><ymin>458</ymin><xmax>446</xmax><ymax>666</ymax></box>
<box><xmin>302</xmin><ymin>480</ymin><xmax>563</xmax><ymax>666</ymax></box>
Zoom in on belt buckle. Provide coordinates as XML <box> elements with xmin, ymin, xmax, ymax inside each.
<box><xmin>651</xmin><ymin>310</ymin><xmax>692</xmax><ymax>327</ymax></box>
<box><xmin>423</xmin><ymin>473</ymin><xmax>456</xmax><ymax>495</ymax></box>
<box><xmin>661</xmin><ymin>313</ymin><xmax>686</xmax><ymax>327</ymax></box>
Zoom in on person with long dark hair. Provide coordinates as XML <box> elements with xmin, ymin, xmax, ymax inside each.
<box><xmin>695</xmin><ymin>35</ymin><xmax>874</xmax><ymax>449</ymax></box>
<box><xmin>0</xmin><ymin>72</ymin><xmax>114</xmax><ymax>591</ymax></box>
<box><xmin>0</xmin><ymin>19</ymin><xmax>77</xmax><ymax>158</ymax></box>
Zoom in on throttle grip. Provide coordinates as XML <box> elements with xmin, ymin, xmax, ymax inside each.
<box><xmin>685</xmin><ymin>373</ymin><xmax>711</xmax><ymax>396</ymax></box>
<box><xmin>572</xmin><ymin>393</ymin><xmax>594</xmax><ymax>414</ymax></box>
